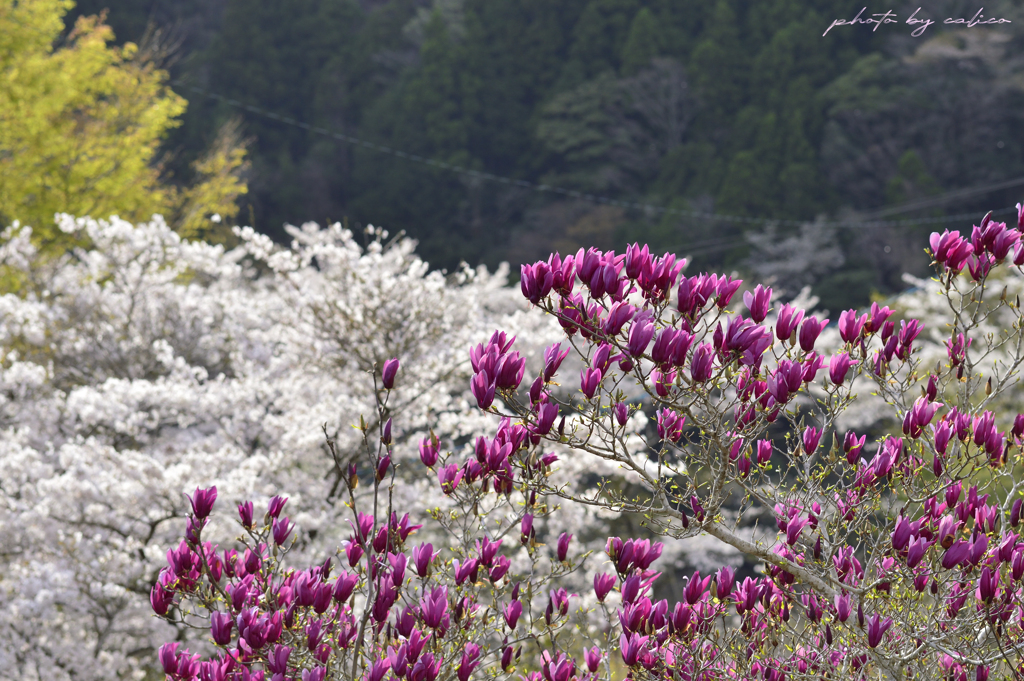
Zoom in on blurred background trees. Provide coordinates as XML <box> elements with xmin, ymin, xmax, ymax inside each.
<box><xmin>27</xmin><ymin>0</ymin><xmax>1024</xmax><ymax>308</ymax></box>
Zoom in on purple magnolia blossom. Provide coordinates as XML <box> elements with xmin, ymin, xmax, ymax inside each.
<box><xmin>943</xmin><ymin>540</ymin><xmax>970</xmax><ymax>569</ymax></box>
<box><xmin>594</xmin><ymin>573</ymin><xmax>616</xmax><ymax>602</ymax></box>
<box><xmin>521</xmin><ymin>261</ymin><xmax>554</xmax><ymax>304</ymax></box>
<box><xmin>930</xmin><ymin>229</ymin><xmax>974</xmax><ymax>270</ymax></box>
<box><xmin>717</xmin><ymin>316</ymin><xmax>771</xmax><ymax>365</ymax></box>
<box><xmin>580</xmin><ymin>367</ymin><xmax>603</xmax><ymax>399</ymax></box>
<box><xmin>829</xmin><ymin>352</ymin><xmax>856</xmax><ymax>386</ymax></box>
<box><xmin>376</xmin><ymin>454</ymin><xmax>391</xmax><ymax>480</ymax></box>
<box><xmin>365</xmin><ymin>660</ymin><xmax>391</xmax><ymax>681</ymax></box>
<box><xmin>1013</xmin><ymin>548</ymin><xmax>1024</xmax><ymax>580</ymax></box>
<box><xmin>237</xmin><ymin>501</ymin><xmax>254</xmax><ymax>529</ymax></box>
<box><xmin>489</xmin><ymin>556</ymin><xmax>511</xmax><ymax>582</ymax></box>
<box><xmin>532</xmin><ymin>401</ymin><xmax>559</xmax><ymax>436</ymax></box>
<box><xmin>614</xmin><ymin>402</ymin><xmax>630</xmax><ymax>426</ymax></box>
<box><xmin>333</xmin><ymin>571</ymin><xmax>358</xmax><ymax>602</ymax></box>
<box><xmin>896</xmin><ymin>319</ymin><xmax>923</xmax><ymax>360</ymax></box>
<box><xmin>838</xmin><ymin>309</ymin><xmax>867</xmax><ymax>343</ymax></box>
<box><xmin>602</xmin><ymin>302</ymin><xmax>635</xmax><ymax>337</ymax></box>
<box><xmin>743</xmin><ymin>285</ymin><xmax>772</xmax><ymax>323</ymax></box>
<box><xmin>690</xmin><ymin>343</ymin><xmax>715</xmax><ymax>382</ymax></box>
<box><xmin>843</xmin><ymin>431</ymin><xmax>865</xmax><ymax>464</ymax></box>
<box><xmin>477</xmin><ymin>537</ymin><xmax>502</xmax><ymax>566</ymax></box>
<box><xmin>470</xmin><ymin>372</ymin><xmax>496</xmax><ymax>409</ymax></box>
<box><xmin>557</xmin><ymin>532</ymin><xmax>572</xmax><ymax>562</ymax></box>
<box><xmin>420</xmin><ymin>587</ymin><xmax>448</xmax><ymax>629</ymax></box>
<box><xmin>267</xmin><ymin>495</ymin><xmax>288</xmax><ymax>518</ymax></box>
<box><xmin>186</xmin><ymin>486</ymin><xmax>217</xmax><ymax>521</ymax></box>
<box><xmin>715</xmin><ymin>566</ymin><xmax>735</xmax><ymax>599</ymax></box>
<box><xmin>903</xmin><ymin>397</ymin><xmax>942</xmax><ymax>439</ymax></box>
<box><xmin>767</xmin><ymin>360</ymin><xmax>803</xmax><ymax>404</ymax></box>
<box><xmin>683</xmin><ymin>571</ymin><xmax>711</xmax><ymax>605</ymax></box>
<box><xmin>267</xmin><ymin>645</ymin><xmax>291</xmax><ymax>675</ymax></box>
<box><xmin>457</xmin><ymin>643</ymin><xmax>482</xmax><ymax>681</ymax></box>
<box><xmin>409</xmin><ymin>653</ymin><xmax>441</xmax><ymax>681</ymax></box>
<box><xmin>979</xmin><ymin>567</ymin><xmax>1000</xmax><ymax>602</ymax></box>
<box><xmin>503</xmin><ymin>600</ymin><xmax>522</xmax><ymax>629</ymax></box>
<box><xmin>891</xmin><ymin>515</ymin><xmax>914</xmax><ymax>551</ymax></box>
<box><xmin>150</xmin><ymin>575</ymin><xmax>174</xmax><ymax>615</ymax></box>
<box><xmin>381</xmin><ymin>358</ymin><xmax>400</xmax><ymax>389</ymax></box>
<box><xmin>736</xmin><ymin>452</ymin><xmax>751</xmax><ymax>477</ymax></box>
<box><xmin>620</xmin><ymin>572</ymin><xmax>644</xmax><ymax>604</ymax></box>
<box><xmin>548</xmin><ymin>585</ymin><xmax>573</xmax><ymax>618</ymax></box>
<box><xmin>272</xmin><ymin>517</ymin><xmax>294</xmax><ymax>546</ymax></box>
<box><xmin>801</xmin><ymin>352</ymin><xmax>824</xmax><ymax>383</ymax></box>
<box><xmin>798</xmin><ymin>316</ymin><xmax>828</xmax><ymax>352</ymax></box>
<box><xmin>834</xmin><ymin>593</ymin><xmax>851</xmax><ymax>622</ymax></box>
<box><xmin>786</xmin><ymin>517</ymin><xmax>810</xmax><ymax>545</ymax></box>
<box><xmin>453</xmin><ymin>558</ymin><xmax>479</xmax><ymax>586</ymax></box>
<box><xmin>619</xmin><ymin>632</ymin><xmax>649</xmax><ymax>667</ymax></box>
<box><xmin>866</xmin><ymin>613</ymin><xmax>893</xmax><ymax>648</ymax></box>
<box><xmin>387</xmin><ymin>645</ymin><xmax>409</xmax><ymax>679</ymax></box>
<box><xmin>624</xmin><ymin>243</ymin><xmax>651</xmax><ymax>280</ymax></box>
<box><xmin>627</xmin><ymin>317</ymin><xmax>655</xmax><ymax>357</ymax></box>
<box><xmin>865</xmin><ymin>301</ymin><xmax>893</xmax><ymax>334</ymax></box>
<box><xmin>715</xmin><ymin>275</ymin><xmax>743</xmax><ymax>308</ymax></box>
<box><xmin>933</xmin><ymin>420</ymin><xmax>952</xmax><ymax>455</ymax></box>
<box><xmin>500</xmin><ymin>646</ymin><xmax>515</xmax><ymax>672</ymax></box>
<box><xmin>657</xmin><ymin>408</ymin><xmax>686</xmax><ymax>443</ymax></box>
<box><xmin>418</xmin><ymin>434</ymin><xmax>439</xmax><ymax>467</ymax></box>
<box><xmin>802</xmin><ymin>427</ymin><xmax>822</xmax><ymax>456</ymax></box>
<box><xmin>776</xmin><ymin>303</ymin><xmax>804</xmax><ymax>341</ymax></box>
<box><xmin>438</xmin><ymin>464</ymin><xmax>463</xmax><ymax>495</ymax></box>
<box><xmin>520</xmin><ymin>513</ymin><xmax>534</xmax><ymax>545</ymax></box>
<box><xmin>651</xmin><ymin>327</ymin><xmax>678</xmax><ymax>364</ymax></box>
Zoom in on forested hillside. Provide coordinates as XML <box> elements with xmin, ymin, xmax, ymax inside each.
<box><xmin>67</xmin><ymin>0</ymin><xmax>1024</xmax><ymax>309</ymax></box>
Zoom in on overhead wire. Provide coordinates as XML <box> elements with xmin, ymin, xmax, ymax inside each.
<box><xmin>172</xmin><ymin>80</ymin><xmax>1023</xmax><ymax>247</ymax></box>
<box><xmin>681</xmin><ymin>206</ymin><xmax>1021</xmax><ymax>258</ymax></box>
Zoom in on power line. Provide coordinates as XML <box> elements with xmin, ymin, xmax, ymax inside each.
<box><xmin>857</xmin><ymin>177</ymin><xmax>1024</xmax><ymax>219</ymax></box>
<box><xmin>173</xmin><ymin>80</ymin><xmax>1023</xmax><ymax>232</ymax></box>
<box><xmin>680</xmin><ymin>206</ymin><xmax>1020</xmax><ymax>258</ymax></box>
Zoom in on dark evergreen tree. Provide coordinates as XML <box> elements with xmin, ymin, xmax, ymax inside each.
<box><xmin>620</xmin><ymin>8</ymin><xmax>662</xmax><ymax>74</ymax></box>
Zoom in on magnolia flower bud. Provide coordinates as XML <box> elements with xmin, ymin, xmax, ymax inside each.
<box><xmin>237</xmin><ymin>501</ymin><xmax>254</xmax><ymax>529</ymax></box>
<box><xmin>381</xmin><ymin>358</ymin><xmax>399</xmax><ymax>390</ymax></box>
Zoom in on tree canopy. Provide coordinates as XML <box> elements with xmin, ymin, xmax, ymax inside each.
<box><xmin>0</xmin><ymin>0</ymin><xmax>248</xmax><ymax>247</ymax></box>
<box><xmin>34</xmin><ymin>0</ymin><xmax>1024</xmax><ymax>307</ymax></box>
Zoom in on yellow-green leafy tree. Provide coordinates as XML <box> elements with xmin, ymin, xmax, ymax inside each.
<box><xmin>0</xmin><ymin>0</ymin><xmax>247</xmax><ymax>248</ymax></box>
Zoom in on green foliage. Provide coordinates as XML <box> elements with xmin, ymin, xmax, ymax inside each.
<box><xmin>620</xmin><ymin>9</ymin><xmax>659</xmax><ymax>74</ymax></box>
<box><xmin>689</xmin><ymin>1</ymin><xmax>748</xmax><ymax>121</ymax></box>
<box><xmin>558</xmin><ymin>0</ymin><xmax>639</xmax><ymax>86</ymax></box>
<box><xmin>885</xmin><ymin>150</ymin><xmax>942</xmax><ymax>207</ymax></box>
<box><xmin>0</xmin><ymin>0</ymin><xmax>249</xmax><ymax>250</ymax></box>
<box><xmin>0</xmin><ymin>0</ymin><xmax>185</xmax><ymax>244</ymax></box>
<box><xmin>76</xmin><ymin>0</ymin><xmax>1024</xmax><ymax>310</ymax></box>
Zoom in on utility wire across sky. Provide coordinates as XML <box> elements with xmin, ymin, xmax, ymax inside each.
<box><xmin>174</xmin><ymin>81</ymin><xmax>1023</xmax><ymax>241</ymax></box>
